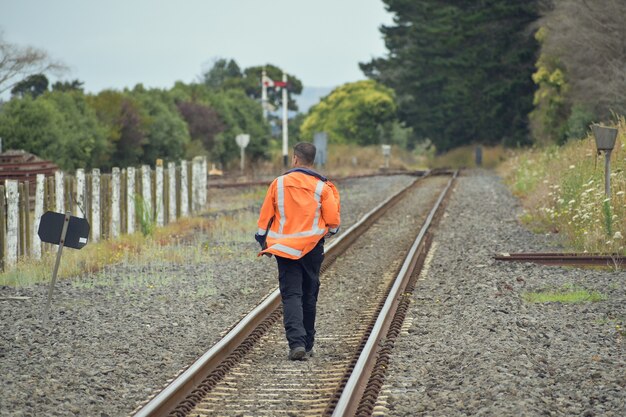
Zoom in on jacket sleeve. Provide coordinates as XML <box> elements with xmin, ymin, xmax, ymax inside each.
<box><xmin>321</xmin><ymin>181</ymin><xmax>340</xmax><ymax>230</ymax></box>
<box><xmin>257</xmin><ymin>180</ymin><xmax>276</xmax><ymax>236</ymax></box>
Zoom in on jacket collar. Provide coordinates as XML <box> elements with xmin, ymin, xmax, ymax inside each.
<box><xmin>284</xmin><ymin>167</ymin><xmax>328</xmax><ymax>182</ymax></box>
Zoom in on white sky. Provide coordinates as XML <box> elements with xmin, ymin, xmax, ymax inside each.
<box><xmin>0</xmin><ymin>0</ymin><xmax>393</xmax><ymax>94</ymax></box>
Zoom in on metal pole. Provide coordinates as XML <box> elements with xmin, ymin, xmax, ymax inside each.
<box><xmin>605</xmin><ymin>150</ymin><xmax>612</xmax><ymax>196</ymax></box>
<box><xmin>43</xmin><ymin>211</ymin><xmax>71</xmax><ymax>326</ymax></box>
<box><xmin>261</xmin><ymin>69</ymin><xmax>268</xmax><ymax>120</ymax></box>
<box><xmin>282</xmin><ymin>73</ymin><xmax>288</xmax><ymax>168</ymax></box>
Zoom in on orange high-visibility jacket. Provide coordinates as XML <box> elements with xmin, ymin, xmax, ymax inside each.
<box><xmin>257</xmin><ymin>169</ymin><xmax>340</xmax><ymax>259</ymax></box>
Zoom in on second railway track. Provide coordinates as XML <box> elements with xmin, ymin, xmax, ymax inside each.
<box><xmin>133</xmin><ymin>170</ymin><xmax>457</xmax><ymax>417</ymax></box>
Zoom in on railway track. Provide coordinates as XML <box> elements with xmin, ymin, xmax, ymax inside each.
<box><xmin>131</xmin><ymin>170</ymin><xmax>457</xmax><ymax>417</ymax></box>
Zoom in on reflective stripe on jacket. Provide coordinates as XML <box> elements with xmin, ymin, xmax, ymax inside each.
<box><xmin>257</xmin><ymin>170</ymin><xmax>340</xmax><ymax>259</ymax></box>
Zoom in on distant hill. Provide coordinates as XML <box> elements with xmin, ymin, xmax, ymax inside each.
<box><xmin>295</xmin><ymin>86</ymin><xmax>335</xmax><ymax>114</ymax></box>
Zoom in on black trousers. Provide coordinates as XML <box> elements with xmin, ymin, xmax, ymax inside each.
<box><xmin>275</xmin><ymin>239</ymin><xmax>324</xmax><ymax>351</ymax></box>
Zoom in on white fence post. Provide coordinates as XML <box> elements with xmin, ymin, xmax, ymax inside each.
<box><xmin>55</xmin><ymin>171</ymin><xmax>64</xmax><ymax>213</ymax></box>
<box><xmin>192</xmin><ymin>156</ymin><xmax>203</xmax><ymax>213</ymax></box>
<box><xmin>180</xmin><ymin>160</ymin><xmax>189</xmax><ymax>218</ymax></box>
<box><xmin>155</xmin><ymin>160</ymin><xmax>164</xmax><ymax>227</ymax></box>
<box><xmin>127</xmin><ymin>167</ymin><xmax>135</xmax><ymax>234</ymax></box>
<box><xmin>141</xmin><ymin>165</ymin><xmax>152</xmax><ymax>222</ymax></box>
<box><xmin>5</xmin><ymin>180</ymin><xmax>18</xmax><ymax>267</ymax></box>
<box><xmin>201</xmin><ymin>156</ymin><xmax>208</xmax><ymax>210</ymax></box>
<box><xmin>32</xmin><ymin>174</ymin><xmax>45</xmax><ymax>259</ymax></box>
<box><xmin>76</xmin><ymin>168</ymin><xmax>85</xmax><ymax>218</ymax></box>
<box><xmin>111</xmin><ymin>167</ymin><xmax>121</xmax><ymax>238</ymax></box>
<box><xmin>168</xmin><ymin>162</ymin><xmax>176</xmax><ymax>222</ymax></box>
<box><xmin>91</xmin><ymin>169</ymin><xmax>100</xmax><ymax>242</ymax></box>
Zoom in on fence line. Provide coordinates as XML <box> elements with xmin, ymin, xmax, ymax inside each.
<box><xmin>0</xmin><ymin>157</ymin><xmax>208</xmax><ymax>269</ymax></box>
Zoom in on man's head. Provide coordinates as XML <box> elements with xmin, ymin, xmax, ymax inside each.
<box><xmin>292</xmin><ymin>142</ymin><xmax>316</xmax><ymax>167</ymax></box>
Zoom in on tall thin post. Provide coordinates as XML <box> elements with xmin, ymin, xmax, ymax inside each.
<box><xmin>282</xmin><ymin>72</ymin><xmax>289</xmax><ymax>168</ymax></box>
<box><xmin>261</xmin><ymin>69</ymin><xmax>268</xmax><ymax>120</ymax></box>
<box><xmin>168</xmin><ymin>162</ymin><xmax>176</xmax><ymax>222</ymax></box>
<box><xmin>111</xmin><ymin>167</ymin><xmax>121</xmax><ymax>238</ymax></box>
<box><xmin>55</xmin><ymin>171</ymin><xmax>64</xmax><ymax>213</ymax></box>
<box><xmin>127</xmin><ymin>167</ymin><xmax>135</xmax><ymax>234</ymax></box>
<box><xmin>180</xmin><ymin>160</ymin><xmax>189</xmax><ymax>217</ymax></box>
<box><xmin>43</xmin><ymin>211</ymin><xmax>71</xmax><ymax>326</ymax></box>
<box><xmin>155</xmin><ymin>160</ymin><xmax>164</xmax><ymax>227</ymax></box>
<box><xmin>33</xmin><ymin>174</ymin><xmax>45</xmax><ymax>259</ymax></box>
<box><xmin>605</xmin><ymin>151</ymin><xmax>612</xmax><ymax>197</ymax></box>
<box><xmin>5</xmin><ymin>180</ymin><xmax>18</xmax><ymax>267</ymax></box>
<box><xmin>91</xmin><ymin>169</ymin><xmax>101</xmax><ymax>242</ymax></box>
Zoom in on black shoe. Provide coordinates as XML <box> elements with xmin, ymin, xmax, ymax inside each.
<box><xmin>288</xmin><ymin>346</ymin><xmax>306</xmax><ymax>361</ymax></box>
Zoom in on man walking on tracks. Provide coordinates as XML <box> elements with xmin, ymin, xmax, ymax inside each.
<box><xmin>255</xmin><ymin>142</ymin><xmax>341</xmax><ymax>360</ymax></box>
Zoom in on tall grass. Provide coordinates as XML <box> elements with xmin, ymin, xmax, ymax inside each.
<box><xmin>500</xmin><ymin>117</ymin><xmax>626</xmax><ymax>254</ymax></box>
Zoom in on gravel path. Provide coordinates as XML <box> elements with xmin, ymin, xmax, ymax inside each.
<box><xmin>0</xmin><ymin>174</ymin><xmax>415</xmax><ymax>417</ymax></box>
<box><xmin>381</xmin><ymin>170</ymin><xmax>626</xmax><ymax>416</ymax></box>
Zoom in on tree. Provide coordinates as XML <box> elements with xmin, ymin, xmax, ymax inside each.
<box><xmin>176</xmin><ymin>100</ymin><xmax>225</xmax><ymax>152</ymax></box>
<box><xmin>361</xmin><ymin>0</ymin><xmax>540</xmax><ymax>151</ymax></box>
<box><xmin>129</xmin><ymin>86</ymin><xmax>191</xmax><ymax>163</ymax></box>
<box><xmin>170</xmin><ymin>82</ymin><xmax>272</xmax><ymax>164</ymax></box>
<box><xmin>300</xmin><ymin>80</ymin><xmax>397</xmax><ymax>146</ymax></box>
<box><xmin>0</xmin><ymin>91</ymin><xmax>109</xmax><ymax>170</ymax></box>
<box><xmin>87</xmin><ymin>90</ymin><xmax>146</xmax><ymax>167</ymax></box>
<box><xmin>0</xmin><ymin>32</ymin><xmax>66</xmax><ymax>94</ymax></box>
<box><xmin>201</xmin><ymin>60</ymin><xmax>303</xmax><ymax>112</ymax></box>
<box><xmin>52</xmin><ymin>79</ymin><xmax>84</xmax><ymax>92</ymax></box>
<box><xmin>11</xmin><ymin>74</ymin><xmax>49</xmax><ymax>98</ymax></box>
<box><xmin>202</xmin><ymin>58</ymin><xmax>242</xmax><ymax>89</ymax></box>
<box><xmin>539</xmin><ymin>0</ymin><xmax>626</xmax><ymax>119</ymax></box>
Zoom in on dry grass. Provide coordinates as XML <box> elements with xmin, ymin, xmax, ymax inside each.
<box><xmin>499</xmin><ymin>117</ymin><xmax>626</xmax><ymax>254</ymax></box>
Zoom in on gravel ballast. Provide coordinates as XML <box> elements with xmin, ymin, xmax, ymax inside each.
<box><xmin>0</xmin><ymin>174</ymin><xmax>416</xmax><ymax>417</ymax></box>
<box><xmin>381</xmin><ymin>170</ymin><xmax>626</xmax><ymax>416</ymax></box>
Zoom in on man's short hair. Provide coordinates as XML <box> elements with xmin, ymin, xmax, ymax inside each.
<box><xmin>294</xmin><ymin>142</ymin><xmax>316</xmax><ymax>166</ymax></box>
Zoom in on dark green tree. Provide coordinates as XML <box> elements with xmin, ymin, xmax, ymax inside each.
<box><xmin>202</xmin><ymin>58</ymin><xmax>242</xmax><ymax>89</ymax></box>
<box><xmin>361</xmin><ymin>0</ymin><xmax>540</xmax><ymax>151</ymax></box>
<box><xmin>52</xmin><ymin>79</ymin><xmax>84</xmax><ymax>92</ymax></box>
<box><xmin>11</xmin><ymin>74</ymin><xmax>49</xmax><ymax>98</ymax></box>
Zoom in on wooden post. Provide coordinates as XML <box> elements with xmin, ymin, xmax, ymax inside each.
<box><xmin>101</xmin><ymin>174</ymin><xmax>110</xmax><ymax>240</ymax></box>
<box><xmin>24</xmin><ymin>181</ymin><xmax>31</xmax><ymax>256</ymax></box>
<box><xmin>46</xmin><ymin>176</ymin><xmax>55</xmax><ymax>212</ymax></box>
<box><xmin>120</xmin><ymin>169</ymin><xmax>127</xmax><ymax>234</ymax></box>
<box><xmin>201</xmin><ymin>156</ymin><xmax>208</xmax><ymax>209</ymax></box>
<box><xmin>18</xmin><ymin>182</ymin><xmax>26</xmax><ymax>257</ymax></box>
<box><xmin>55</xmin><ymin>171</ymin><xmax>64</xmax><ymax>213</ymax></box>
<box><xmin>141</xmin><ymin>165</ymin><xmax>152</xmax><ymax>223</ymax></box>
<box><xmin>111</xmin><ymin>167</ymin><xmax>121</xmax><ymax>238</ymax></box>
<box><xmin>0</xmin><ymin>185</ymin><xmax>5</xmax><ymax>270</ymax></box>
<box><xmin>192</xmin><ymin>156</ymin><xmax>203</xmax><ymax>213</ymax></box>
<box><xmin>168</xmin><ymin>162</ymin><xmax>176</xmax><ymax>222</ymax></box>
<box><xmin>64</xmin><ymin>175</ymin><xmax>72</xmax><ymax>215</ymax></box>
<box><xmin>33</xmin><ymin>174</ymin><xmax>45</xmax><ymax>259</ymax></box>
<box><xmin>155</xmin><ymin>160</ymin><xmax>164</xmax><ymax>227</ymax></box>
<box><xmin>76</xmin><ymin>169</ymin><xmax>86</xmax><ymax>218</ymax></box>
<box><xmin>127</xmin><ymin>167</ymin><xmax>135</xmax><ymax>234</ymax></box>
<box><xmin>91</xmin><ymin>169</ymin><xmax>101</xmax><ymax>242</ymax></box>
<box><xmin>180</xmin><ymin>160</ymin><xmax>189</xmax><ymax>217</ymax></box>
<box><xmin>5</xmin><ymin>180</ymin><xmax>19</xmax><ymax>267</ymax></box>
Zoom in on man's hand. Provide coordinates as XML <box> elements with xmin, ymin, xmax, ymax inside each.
<box><xmin>254</xmin><ymin>233</ymin><xmax>267</xmax><ymax>250</ymax></box>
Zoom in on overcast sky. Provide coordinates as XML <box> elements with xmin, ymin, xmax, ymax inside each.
<box><xmin>0</xmin><ymin>0</ymin><xmax>393</xmax><ymax>94</ymax></box>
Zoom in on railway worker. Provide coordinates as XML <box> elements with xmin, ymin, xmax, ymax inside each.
<box><xmin>255</xmin><ymin>142</ymin><xmax>341</xmax><ymax>361</ymax></box>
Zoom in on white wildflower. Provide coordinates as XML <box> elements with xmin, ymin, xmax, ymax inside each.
<box><xmin>614</xmin><ymin>232</ymin><xmax>623</xmax><ymax>240</ymax></box>
<box><xmin>557</xmin><ymin>198</ymin><xmax>564</xmax><ymax>205</ymax></box>
<box><xmin>569</xmin><ymin>165</ymin><xmax>576</xmax><ymax>169</ymax></box>
<box><xmin>568</xmin><ymin>199</ymin><xmax>576</xmax><ymax>205</ymax></box>
<box><xmin>617</xmin><ymin>191</ymin><xmax>625</xmax><ymax>196</ymax></box>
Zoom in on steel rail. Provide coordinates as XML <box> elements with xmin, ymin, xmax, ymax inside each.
<box><xmin>208</xmin><ymin>170</ymin><xmax>427</xmax><ymax>189</ymax></box>
<box><xmin>495</xmin><ymin>252</ymin><xmax>626</xmax><ymax>267</ymax></box>
<box><xmin>331</xmin><ymin>170</ymin><xmax>458</xmax><ymax>417</ymax></box>
<box><xmin>132</xmin><ymin>171</ymin><xmax>433</xmax><ymax>417</ymax></box>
